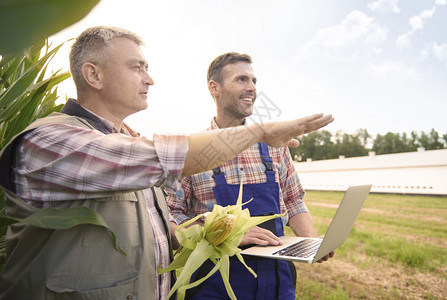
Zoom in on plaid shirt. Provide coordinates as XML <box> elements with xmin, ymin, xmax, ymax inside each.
<box><xmin>167</xmin><ymin>118</ymin><xmax>309</xmax><ymax>226</ymax></box>
<box><xmin>13</xmin><ymin>105</ymin><xmax>188</xmax><ymax>300</ymax></box>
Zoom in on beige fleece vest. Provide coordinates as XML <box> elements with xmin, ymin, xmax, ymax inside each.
<box><xmin>0</xmin><ymin>113</ymin><xmax>173</xmax><ymax>300</ymax></box>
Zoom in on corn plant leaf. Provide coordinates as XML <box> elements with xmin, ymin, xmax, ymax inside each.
<box><xmin>159</xmin><ymin>182</ymin><xmax>283</xmax><ymax>300</ymax></box>
<box><xmin>0</xmin><ymin>64</ymin><xmax>40</xmax><ymax>109</ymax></box>
<box><xmin>26</xmin><ymin>70</ymin><xmax>69</xmax><ymax>94</ymax></box>
<box><xmin>0</xmin><ymin>56</ymin><xmax>21</xmax><ymax>86</ymax></box>
<box><xmin>0</xmin><ymin>40</ymin><xmax>70</xmax><ymax>272</ymax></box>
<box><xmin>34</xmin><ymin>89</ymin><xmax>63</xmax><ymax>119</ymax></box>
<box><xmin>218</xmin><ymin>240</ymin><xmax>242</xmax><ymax>256</ymax></box>
<box><xmin>0</xmin><ymin>0</ymin><xmax>100</xmax><ymax>55</ymax></box>
<box><xmin>0</xmin><ymin>206</ymin><xmax>126</xmax><ymax>256</ymax></box>
<box><xmin>157</xmin><ymin>248</ymin><xmax>193</xmax><ymax>274</ymax></box>
<box><xmin>177</xmin><ymin>213</ymin><xmax>203</xmax><ymax>230</ymax></box>
<box><xmin>0</xmin><ymin>80</ymin><xmax>51</xmax><ymax>137</ymax></box>
<box><xmin>0</xmin><ymin>43</ymin><xmax>64</xmax><ymax>108</ymax></box>
<box><xmin>235</xmin><ymin>252</ymin><xmax>257</xmax><ymax>277</ymax></box>
<box><xmin>167</xmin><ymin>239</ymin><xmax>215</xmax><ymax>300</ymax></box>
<box><xmin>218</xmin><ymin>255</ymin><xmax>237</xmax><ymax>300</ymax></box>
<box><xmin>176</xmin><ymin>225</ymin><xmax>202</xmax><ymax>250</ymax></box>
<box><xmin>177</xmin><ymin>259</ymin><xmax>222</xmax><ymax>300</ymax></box>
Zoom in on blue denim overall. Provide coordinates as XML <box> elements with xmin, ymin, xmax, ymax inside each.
<box><xmin>187</xmin><ymin>143</ymin><xmax>296</xmax><ymax>300</ymax></box>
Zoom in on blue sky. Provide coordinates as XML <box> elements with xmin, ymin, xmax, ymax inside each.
<box><xmin>50</xmin><ymin>0</ymin><xmax>447</xmax><ymax>138</ymax></box>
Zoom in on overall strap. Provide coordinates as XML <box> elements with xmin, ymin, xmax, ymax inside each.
<box><xmin>212</xmin><ymin>166</ymin><xmax>227</xmax><ymax>185</ymax></box>
<box><xmin>258</xmin><ymin>142</ymin><xmax>276</xmax><ymax>182</ymax></box>
<box><xmin>212</xmin><ymin>143</ymin><xmax>276</xmax><ymax>185</ymax></box>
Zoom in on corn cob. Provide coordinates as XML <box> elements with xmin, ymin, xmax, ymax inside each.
<box><xmin>207</xmin><ymin>214</ymin><xmax>236</xmax><ymax>246</ymax></box>
<box><xmin>158</xmin><ymin>182</ymin><xmax>284</xmax><ymax>300</ymax></box>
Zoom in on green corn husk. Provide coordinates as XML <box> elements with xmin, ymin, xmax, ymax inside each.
<box><xmin>158</xmin><ymin>182</ymin><xmax>283</xmax><ymax>300</ymax></box>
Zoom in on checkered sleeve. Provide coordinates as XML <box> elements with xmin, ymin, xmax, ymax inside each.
<box><xmin>14</xmin><ymin>124</ymin><xmax>189</xmax><ymax>202</ymax></box>
<box><xmin>279</xmin><ymin>147</ymin><xmax>309</xmax><ymax>219</ymax></box>
<box><xmin>166</xmin><ymin>176</ymin><xmax>193</xmax><ymax>225</ymax></box>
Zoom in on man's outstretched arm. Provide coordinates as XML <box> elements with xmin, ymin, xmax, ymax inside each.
<box><xmin>183</xmin><ymin>113</ymin><xmax>333</xmax><ymax>177</ymax></box>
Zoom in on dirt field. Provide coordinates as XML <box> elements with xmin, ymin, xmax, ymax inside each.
<box><xmin>294</xmin><ymin>254</ymin><xmax>447</xmax><ymax>299</ymax></box>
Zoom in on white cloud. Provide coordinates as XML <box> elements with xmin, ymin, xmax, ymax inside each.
<box><xmin>421</xmin><ymin>42</ymin><xmax>447</xmax><ymax>66</ymax></box>
<box><xmin>295</xmin><ymin>11</ymin><xmax>387</xmax><ymax>62</ymax></box>
<box><xmin>396</xmin><ymin>31</ymin><xmax>412</xmax><ymax>48</ymax></box>
<box><xmin>396</xmin><ymin>6</ymin><xmax>436</xmax><ymax>48</ymax></box>
<box><xmin>370</xmin><ymin>60</ymin><xmax>420</xmax><ymax>81</ymax></box>
<box><xmin>435</xmin><ymin>0</ymin><xmax>446</xmax><ymax>6</ymax></box>
<box><xmin>409</xmin><ymin>7</ymin><xmax>436</xmax><ymax>30</ymax></box>
<box><xmin>432</xmin><ymin>43</ymin><xmax>447</xmax><ymax>61</ymax></box>
<box><xmin>368</xmin><ymin>0</ymin><xmax>400</xmax><ymax>13</ymax></box>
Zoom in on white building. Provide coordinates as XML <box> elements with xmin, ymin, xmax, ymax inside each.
<box><xmin>294</xmin><ymin>148</ymin><xmax>447</xmax><ymax>195</ymax></box>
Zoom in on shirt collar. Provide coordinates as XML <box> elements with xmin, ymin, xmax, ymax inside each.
<box><xmin>61</xmin><ymin>99</ymin><xmax>139</xmax><ymax>137</ymax></box>
<box><xmin>209</xmin><ymin>117</ymin><xmax>220</xmax><ymax>130</ymax></box>
<box><xmin>209</xmin><ymin>117</ymin><xmax>247</xmax><ymax>130</ymax></box>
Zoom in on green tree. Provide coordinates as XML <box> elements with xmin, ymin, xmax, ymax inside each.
<box><xmin>333</xmin><ymin>130</ymin><xmax>368</xmax><ymax>158</ymax></box>
<box><xmin>355</xmin><ymin>128</ymin><xmax>371</xmax><ymax>149</ymax></box>
<box><xmin>292</xmin><ymin>130</ymin><xmax>336</xmax><ymax>161</ymax></box>
<box><xmin>293</xmin><ymin>130</ymin><xmax>370</xmax><ymax>162</ymax></box>
<box><xmin>291</xmin><ymin>129</ymin><xmax>445</xmax><ymax>162</ymax></box>
<box><xmin>418</xmin><ymin>129</ymin><xmax>445</xmax><ymax>150</ymax></box>
<box><xmin>372</xmin><ymin>132</ymin><xmax>416</xmax><ymax>154</ymax></box>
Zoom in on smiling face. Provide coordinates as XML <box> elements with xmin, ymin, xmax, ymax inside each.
<box><xmin>98</xmin><ymin>37</ymin><xmax>154</xmax><ymax>120</ymax></box>
<box><xmin>212</xmin><ymin>61</ymin><xmax>257</xmax><ymax>127</ymax></box>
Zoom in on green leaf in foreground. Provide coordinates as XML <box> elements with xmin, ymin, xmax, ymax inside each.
<box><xmin>0</xmin><ymin>206</ymin><xmax>126</xmax><ymax>256</ymax></box>
<box><xmin>0</xmin><ymin>0</ymin><xmax>100</xmax><ymax>55</ymax></box>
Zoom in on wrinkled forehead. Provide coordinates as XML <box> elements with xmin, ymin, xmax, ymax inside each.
<box><xmin>108</xmin><ymin>37</ymin><xmax>147</xmax><ymax>64</ymax></box>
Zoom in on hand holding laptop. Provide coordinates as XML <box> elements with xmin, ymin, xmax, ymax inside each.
<box><xmin>241</xmin><ymin>185</ymin><xmax>372</xmax><ymax>264</ymax></box>
<box><xmin>239</xmin><ymin>226</ymin><xmax>283</xmax><ymax>247</ymax></box>
<box><xmin>315</xmin><ymin>236</ymin><xmax>335</xmax><ymax>263</ymax></box>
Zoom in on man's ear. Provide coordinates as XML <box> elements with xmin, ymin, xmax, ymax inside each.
<box><xmin>208</xmin><ymin>80</ymin><xmax>220</xmax><ymax>97</ymax></box>
<box><xmin>81</xmin><ymin>63</ymin><xmax>103</xmax><ymax>91</ymax></box>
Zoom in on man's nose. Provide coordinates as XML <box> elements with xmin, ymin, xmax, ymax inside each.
<box><xmin>247</xmin><ymin>80</ymin><xmax>256</xmax><ymax>92</ymax></box>
<box><xmin>144</xmin><ymin>71</ymin><xmax>154</xmax><ymax>85</ymax></box>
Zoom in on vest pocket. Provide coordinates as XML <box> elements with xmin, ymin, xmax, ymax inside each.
<box><xmin>82</xmin><ymin>218</ymin><xmax>140</xmax><ymax>247</ymax></box>
<box><xmin>45</xmin><ymin>276</ymin><xmax>139</xmax><ymax>299</ymax></box>
<box><xmin>82</xmin><ymin>195</ymin><xmax>141</xmax><ymax>247</ymax></box>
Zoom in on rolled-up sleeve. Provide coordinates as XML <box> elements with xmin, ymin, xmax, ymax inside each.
<box><xmin>14</xmin><ymin>124</ymin><xmax>189</xmax><ymax>202</ymax></box>
<box><xmin>153</xmin><ymin>134</ymin><xmax>189</xmax><ymax>191</ymax></box>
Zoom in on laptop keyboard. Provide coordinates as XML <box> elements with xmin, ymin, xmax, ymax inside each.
<box><xmin>273</xmin><ymin>239</ymin><xmax>322</xmax><ymax>258</ymax></box>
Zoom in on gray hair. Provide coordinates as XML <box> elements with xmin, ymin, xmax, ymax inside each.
<box><xmin>69</xmin><ymin>26</ymin><xmax>144</xmax><ymax>90</ymax></box>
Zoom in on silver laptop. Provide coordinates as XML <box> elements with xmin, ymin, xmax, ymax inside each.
<box><xmin>240</xmin><ymin>184</ymin><xmax>372</xmax><ymax>264</ymax></box>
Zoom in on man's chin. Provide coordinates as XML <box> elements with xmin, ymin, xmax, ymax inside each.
<box><xmin>244</xmin><ymin>109</ymin><xmax>254</xmax><ymax>118</ymax></box>
<box><xmin>139</xmin><ymin>101</ymin><xmax>149</xmax><ymax>111</ymax></box>
<box><xmin>128</xmin><ymin>103</ymin><xmax>149</xmax><ymax>116</ymax></box>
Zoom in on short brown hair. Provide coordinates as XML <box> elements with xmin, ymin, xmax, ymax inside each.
<box><xmin>207</xmin><ymin>52</ymin><xmax>252</xmax><ymax>84</ymax></box>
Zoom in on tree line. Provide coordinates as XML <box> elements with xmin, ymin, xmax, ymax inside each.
<box><xmin>289</xmin><ymin>128</ymin><xmax>447</xmax><ymax>162</ymax></box>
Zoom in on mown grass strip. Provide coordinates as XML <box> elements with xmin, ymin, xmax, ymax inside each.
<box><xmin>302</xmin><ymin>191</ymin><xmax>447</xmax><ymax>274</ymax></box>
<box><xmin>309</xmin><ymin>204</ymin><xmax>446</xmax><ymax>240</ymax></box>
<box><xmin>296</xmin><ymin>279</ymin><xmax>351</xmax><ymax>300</ymax></box>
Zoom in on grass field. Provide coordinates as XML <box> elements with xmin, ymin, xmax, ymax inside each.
<box><xmin>286</xmin><ymin>191</ymin><xmax>447</xmax><ymax>300</ymax></box>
